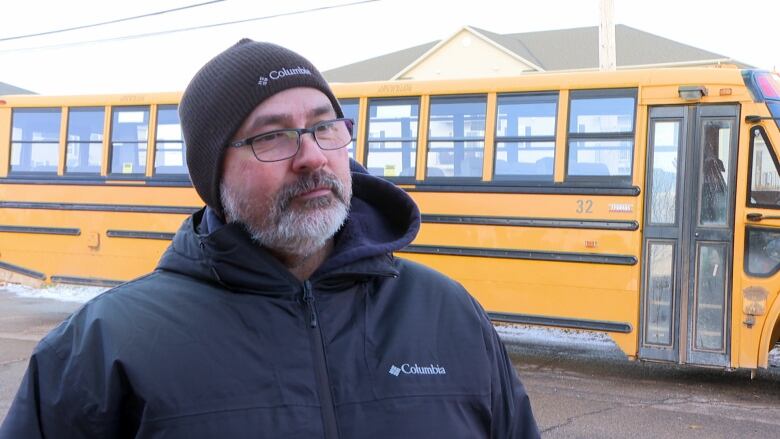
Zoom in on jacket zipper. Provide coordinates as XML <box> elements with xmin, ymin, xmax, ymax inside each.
<box><xmin>303</xmin><ymin>280</ymin><xmax>340</xmax><ymax>439</ymax></box>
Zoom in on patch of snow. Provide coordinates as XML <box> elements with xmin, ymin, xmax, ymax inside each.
<box><xmin>4</xmin><ymin>283</ymin><xmax>107</xmax><ymax>303</ymax></box>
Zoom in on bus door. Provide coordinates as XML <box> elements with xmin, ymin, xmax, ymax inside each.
<box><xmin>640</xmin><ymin>105</ymin><xmax>739</xmax><ymax>366</ymax></box>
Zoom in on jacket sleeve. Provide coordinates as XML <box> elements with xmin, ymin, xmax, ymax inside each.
<box><xmin>470</xmin><ymin>298</ymin><xmax>540</xmax><ymax>439</ymax></box>
<box><xmin>0</xmin><ymin>313</ymin><xmax>135</xmax><ymax>438</ymax></box>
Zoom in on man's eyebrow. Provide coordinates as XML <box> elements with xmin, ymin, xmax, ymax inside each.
<box><xmin>308</xmin><ymin>104</ymin><xmax>335</xmax><ymax>119</ymax></box>
<box><xmin>245</xmin><ymin>104</ymin><xmax>335</xmax><ymax>135</ymax></box>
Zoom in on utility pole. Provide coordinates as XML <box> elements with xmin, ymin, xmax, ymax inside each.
<box><xmin>599</xmin><ymin>0</ymin><xmax>616</xmax><ymax>71</ymax></box>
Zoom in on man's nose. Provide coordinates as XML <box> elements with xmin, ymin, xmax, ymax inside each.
<box><xmin>291</xmin><ymin>132</ymin><xmax>327</xmax><ymax>172</ymax></box>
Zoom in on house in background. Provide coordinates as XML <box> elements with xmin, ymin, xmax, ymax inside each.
<box><xmin>323</xmin><ymin>24</ymin><xmax>750</xmax><ymax>82</ymax></box>
<box><xmin>0</xmin><ymin>81</ymin><xmax>34</xmax><ymax>95</ymax></box>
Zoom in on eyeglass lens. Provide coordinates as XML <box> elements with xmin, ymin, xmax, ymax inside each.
<box><xmin>251</xmin><ymin>119</ymin><xmax>352</xmax><ymax>162</ymax></box>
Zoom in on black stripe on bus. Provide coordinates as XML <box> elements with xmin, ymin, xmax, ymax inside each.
<box><xmin>421</xmin><ymin>215</ymin><xmax>638</xmax><ymax>231</ymax></box>
<box><xmin>0</xmin><ymin>201</ymin><xmax>199</xmax><ymax>215</ymax></box>
<box><xmin>106</xmin><ymin>230</ymin><xmax>175</xmax><ymax>240</ymax></box>
<box><xmin>404</xmin><ymin>184</ymin><xmax>640</xmax><ymax>196</ymax></box>
<box><xmin>0</xmin><ymin>177</ymin><xmax>192</xmax><ymax>187</ymax></box>
<box><xmin>400</xmin><ymin>245</ymin><xmax>637</xmax><ymax>266</ymax></box>
<box><xmin>489</xmin><ymin>312</ymin><xmax>633</xmax><ymax>333</ymax></box>
<box><xmin>0</xmin><ymin>225</ymin><xmax>81</xmax><ymax>235</ymax></box>
<box><xmin>0</xmin><ymin>261</ymin><xmax>46</xmax><ymax>280</ymax></box>
<box><xmin>49</xmin><ymin>276</ymin><xmax>123</xmax><ymax>288</ymax></box>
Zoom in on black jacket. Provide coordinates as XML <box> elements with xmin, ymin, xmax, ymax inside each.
<box><xmin>1</xmin><ymin>166</ymin><xmax>539</xmax><ymax>438</ymax></box>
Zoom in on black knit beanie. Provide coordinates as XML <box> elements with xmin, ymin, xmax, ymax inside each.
<box><xmin>179</xmin><ymin>39</ymin><xmax>343</xmax><ymax>215</ymax></box>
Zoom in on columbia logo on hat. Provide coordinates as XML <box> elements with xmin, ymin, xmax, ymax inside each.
<box><xmin>258</xmin><ymin>66</ymin><xmax>312</xmax><ymax>86</ymax></box>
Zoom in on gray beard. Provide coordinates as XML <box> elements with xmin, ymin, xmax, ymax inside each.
<box><xmin>220</xmin><ymin>170</ymin><xmax>351</xmax><ymax>260</ymax></box>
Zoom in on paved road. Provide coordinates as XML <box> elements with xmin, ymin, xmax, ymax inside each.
<box><xmin>1</xmin><ymin>287</ymin><xmax>779</xmax><ymax>438</ymax></box>
<box><xmin>0</xmin><ymin>288</ymin><xmax>78</xmax><ymax>422</ymax></box>
<box><xmin>506</xmin><ymin>325</ymin><xmax>780</xmax><ymax>438</ymax></box>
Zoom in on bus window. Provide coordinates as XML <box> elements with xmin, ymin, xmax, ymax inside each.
<box><xmin>65</xmin><ymin>107</ymin><xmax>104</xmax><ymax>174</ymax></box>
<box><xmin>494</xmin><ymin>93</ymin><xmax>557</xmax><ymax>181</ymax></box>
<box><xmin>567</xmin><ymin>89</ymin><xmax>636</xmax><ymax>181</ymax></box>
<box><xmin>427</xmin><ymin>95</ymin><xmax>486</xmax><ymax>178</ymax></box>
<box><xmin>154</xmin><ymin>105</ymin><xmax>187</xmax><ymax>176</ymax></box>
<box><xmin>10</xmin><ymin>108</ymin><xmax>60</xmax><ymax>174</ymax></box>
<box><xmin>746</xmin><ymin>227</ymin><xmax>780</xmax><ymax>277</ymax></box>
<box><xmin>365</xmin><ymin>97</ymin><xmax>419</xmax><ymax>178</ymax></box>
<box><xmin>648</xmin><ymin>120</ymin><xmax>680</xmax><ymax>224</ymax></box>
<box><xmin>110</xmin><ymin>106</ymin><xmax>149</xmax><ymax>176</ymax></box>
<box><xmin>699</xmin><ymin>120</ymin><xmax>733</xmax><ymax>226</ymax></box>
<box><xmin>748</xmin><ymin>127</ymin><xmax>780</xmax><ymax>207</ymax></box>
<box><xmin>339</xmin><ymin>98</ymin><xmax>359</xmax><ymax>159</ymax></box>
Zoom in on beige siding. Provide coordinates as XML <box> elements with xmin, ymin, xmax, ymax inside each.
<box><xmin>399</xmin><ymin>30</ymin><xmax>534</xmax><ymax>80</ymax></box>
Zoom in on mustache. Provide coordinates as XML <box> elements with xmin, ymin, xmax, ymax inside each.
<box><xmin>276</xmin><ymin>170</ymin><xmax>348</xmax><ymax>210</ymax></box>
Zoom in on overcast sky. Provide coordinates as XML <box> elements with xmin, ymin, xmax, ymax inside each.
<box><xmin>1</xmin><ymin>0</ymin><xmax>778</xmax><ymax>95</ymax></box>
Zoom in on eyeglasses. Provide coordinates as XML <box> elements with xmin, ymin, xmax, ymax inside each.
<box><xmin>230</xmin><ymin>118</ymin><xmax>354</xmax><ymax>162</ymax></box>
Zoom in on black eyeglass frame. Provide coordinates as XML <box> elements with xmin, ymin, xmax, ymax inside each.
<box><xmin>230</xmin><ymin>117</ymin><xmax>354</xmax><ymax>162</ymax></box>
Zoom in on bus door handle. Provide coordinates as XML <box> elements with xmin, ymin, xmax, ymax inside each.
<box><xmin>747</xmin><ymin>213</ymin><xmax>780</xmax><ymax>222</ymax></box>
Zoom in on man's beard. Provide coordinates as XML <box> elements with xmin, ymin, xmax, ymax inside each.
<box><xmin>220</xmin><ymin>170</ymin><xmax>351</xmax><ymax>260</ymax></box>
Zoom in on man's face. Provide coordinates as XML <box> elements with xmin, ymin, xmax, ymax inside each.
<box><xmin>219</xmin><ymin>87</ymin><xmax>352</xmax><ymax>258</ymax></box>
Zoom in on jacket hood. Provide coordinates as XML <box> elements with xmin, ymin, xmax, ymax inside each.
<box><xmin>156</xmin><ymin>160</ymin><xmax>420</xmax><ymax>292</ymax></box>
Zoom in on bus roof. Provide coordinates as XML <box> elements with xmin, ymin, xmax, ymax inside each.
<box><xmin>0</xmin><ymin>66</ymin><xmax>755</xmax><ymax>107</ymax></box>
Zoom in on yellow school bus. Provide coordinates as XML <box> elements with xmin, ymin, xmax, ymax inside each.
<box><xmin>2</xmin><ymin>67</ymin><xmax>780</xmax><ymax>371</ymax></box>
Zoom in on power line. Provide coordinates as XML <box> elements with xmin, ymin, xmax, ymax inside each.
<box><xmin>0</xmin><ymin>0</ymin><xmax>227</xmax><ymax>42</ymax></box>
<box><xmin>0</xmin><ymin>0</ymin><xmax>380</xmax><ymax>53</ymax></box>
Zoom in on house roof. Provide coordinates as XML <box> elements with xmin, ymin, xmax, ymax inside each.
<box><xmin>323</xmin><ymin>41</ymin><xmax>437</xmax><ymax>82</ymax></box>
<box><xmin>323</xmin><ymin>24</ymin><xmax>748</xmax><ymax>82</ymax></box>
<box><xmin>0</xmin><ymin>81</ymin><xmax>34</xmax><ymax>95</ymax></box>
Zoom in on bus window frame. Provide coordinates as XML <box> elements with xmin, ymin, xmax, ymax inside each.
<box><xmin>339</xmin><ymin>98</ymin><xmax>361</xmax><ymax>160</ymax></box>
<box><xmin>565</xmin><ymin>88</ymin><xmax>638</xmax><ymax>185</ymax></box>
<box><xmin>8</xmin><ymin>107</ymin><xmax>61</xmax><ymax>177</ymax></box>
<box><xmin>746</xmin><ymin>125</ymin><xmax>780</xmax><ymax>209</ymax></box>
<box><xmin>108</xmin><ymin>105</ymin><xmax>150</xmax><ymax>178</ymax></box>
<box><xmin>152</xmin><ymin>104</ymin><xmax>188</xmax><ymax>179</ymax></box>
<box><xmin>425</xmin><ymin>93</ymin><xmax>488</xmax><ymax>181</ymax></box>
<box><xmin>364</xmin><ymin>96</ymin><xmax>420</xmax><ymax>183</ymax></box>
<box><xmin>64</xmin><ymin>106</ymin><xmax>105</xmax><ymax>176</ymax></box>
<box><xmin>492</xmin><ymin>91</ymin><xmax>558</xmax><ymax>183</ymax></box>
<box><xmin>744</xmin><ymin>225</ymin><xmax>780</xmax><ymax>278</ymax></box>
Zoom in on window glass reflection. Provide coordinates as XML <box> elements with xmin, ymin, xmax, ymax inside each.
<box><xmin>10</xmin><ymin>108</ymin><xmax>61</xmax><ymax>173</ymax></box>
<box><xmin>699</xmin><ymin>121</ymin><xmax>732</xmax><ymax>226</ymax></box>
<box><xmin>749</xmin><ymin>129</ymin><xmax>780</xmax><ymax>207</ymax></box>
<box><xmin>427</xmin><ymin>96</ymin><xmax>486</xmax><ymax>178</ymax></box>
<box><xmin>154</xmin><ymin>105</ymin><xmax>187</xmax><ymax>175</ymax></box>
<box><xmin>110</xmin><ymin>106</ymin><xmax>149</xmax><ymax>175</ymax></box>
<box><xmin>66</xmin><ymin>107</ymin><xmax>104</xmax><ymax>174</ymax></box>
<box><xmin>366</xmin><ymin>98</ymin><xmax>418</xmax><ymax>178</ymax></box>
<box><xmin>649</xmin><ymin>121</ymin><xmax>679</xmax><ymax>224</ymax></box>
<box><xmin>495</xmin><ymin>93</ymin><xmax>557</xmax><ymax>180</ymax></box>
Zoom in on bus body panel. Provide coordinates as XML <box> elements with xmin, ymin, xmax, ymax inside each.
<box><xmin>2</xmin><ymin>67</ymin><xmax>780</xmax><ymax>370</ymax></box>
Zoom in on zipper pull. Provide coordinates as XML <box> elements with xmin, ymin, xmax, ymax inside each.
<box><xmin>302</xmin><ymin>281</ymin><xmax>318</xmax><ymax>328</ymax></box>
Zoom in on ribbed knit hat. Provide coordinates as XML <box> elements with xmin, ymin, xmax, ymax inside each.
<box><xmin>179</xmin><ymin>39</ymin><xmax>343</xmax><ymax>214</ymax></box>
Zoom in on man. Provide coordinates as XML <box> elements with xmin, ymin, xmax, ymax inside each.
<box><xmin>1</xmin><ymin>39</ymin><xmax>539</xmax><ymax>438</ymax></box>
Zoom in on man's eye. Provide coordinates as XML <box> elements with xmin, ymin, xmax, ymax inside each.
<box><xmin>255</xmin><ymin>132</ymin><xmax>289</xmax><ymax>144</ymax></box>
<box><xmin>315</xmin><ymin>121</ymin><xmax>336</xmax><ymax>132</ymax></box>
